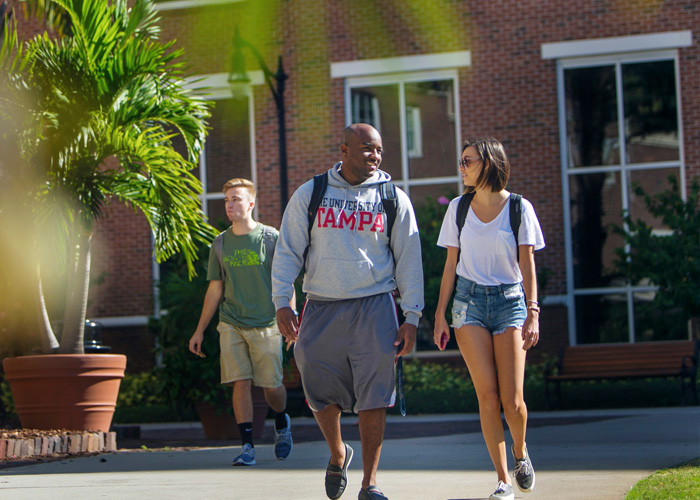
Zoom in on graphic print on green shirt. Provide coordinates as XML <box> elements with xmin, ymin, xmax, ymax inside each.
<box><xmin>224</xmin><ymin>249</ymin><xmax>261</xmax><ymax>267</ymax></box>
<box><xmin>207</xmin><ymin>223</ymin><xmax>277</xmax><ymax>329</ymax></box>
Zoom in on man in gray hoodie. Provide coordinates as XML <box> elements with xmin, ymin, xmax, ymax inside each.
<box><xmin>272</xmin><ymin>123</ymin><xmax>424</xmax><ymax>500</ymax></box>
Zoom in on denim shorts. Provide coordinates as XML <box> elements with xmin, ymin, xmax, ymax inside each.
<box><xmin>451</xmin><ymin>276</ymin><xmax>527</xmax><ymax>335</ymax></box>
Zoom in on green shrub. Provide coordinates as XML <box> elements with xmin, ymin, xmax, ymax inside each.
<box><xmin>117</xmin><ymin>371</ymin><xmax>168</xmax><ymax>408</ymax></box>
<box><xmin>391</xmin><ymin>360</ymin><xmax>478</xmax><ymax>415</ymax></box>
<box><xmin>0</xmin><ymin>376</ymin><xmax>19</xmax><ymax>427</ymax></box>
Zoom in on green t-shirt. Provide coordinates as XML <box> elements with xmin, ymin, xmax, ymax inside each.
<box><xmin>207</xmin><ymin>223</ymin><xmax>277</xmax><ymax>328</ymax></box>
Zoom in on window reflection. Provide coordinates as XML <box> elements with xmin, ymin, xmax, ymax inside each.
<box><xmin>575</xmin><ymin>294</ymin><xmax>629</xmax><ymax>344</ymax></box>
<box><xmin>565</xmin><ymin>66</ymin><xmax>618</xmax><ymax>168</ymax></box>
<box><xmin>570</xmin><ymin>172</ymin><xmax>624</xmax><ymax>289</ymax></box>
<box><xmin>405</xmin><ymin>80</ymin><xmax>456</xmax><ymax>180</ymax></box>
<box><xmin>623</xmin><ymin>61</ymin><xmax>679</xmax><ymax>164</ymax></box>
<box><xmin>205</xmin><ymin>98</ymin><xmax>251</xmax><ymax>193</ymax></box>
<box><xmin>351</xmin><ymin>85</ymin><xmax>401</xmax><ymax>180</ymax></box>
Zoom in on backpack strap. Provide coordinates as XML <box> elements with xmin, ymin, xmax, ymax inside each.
<box><xmin>304</xmin><ymin>173</ymin><xmax>329</xmax><ymax>269</ymax></box>
<box><xmin>379</xmin><ymin>181</ymin><xmax>398</xmax><ymax>239</ymax></box>
<box><xmin>260</xmin><ymin>225</ymin><xmax>278</xmax><ymax>262</ymax></box>
<box><xmin>454</xmin><ymin>192</ymin><xmax>475</xmax><ymax>277</ymax></box>
<box><xmin>509</xmin><ymin>193</ymin><xmax>522</xmax><ymax>263</ymax></box>
<box><xmin>211</xmin><ymin>230</ymin><xmax>227</xmax><ymax>280</ymax></box>
<box><xmin>456</xmin><ymin>191</ymin><xmax>476</xmax><ymax>237</ymax></box>
<box><xmin>307</xmin><ymin>173</ymin><xmax>328</xmax><ymax>238</ymax></box>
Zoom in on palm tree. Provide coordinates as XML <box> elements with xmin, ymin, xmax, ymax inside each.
<box><xmin>0</xmin><ymin>0</ymin><xmax>215</xmax><ymax>355</ymax></box>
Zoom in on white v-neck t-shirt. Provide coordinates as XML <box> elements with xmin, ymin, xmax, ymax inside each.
<box><xmin>437</xmin><ymin>195</ymin><xmax>545</xmax><ymax>286</ymax></box>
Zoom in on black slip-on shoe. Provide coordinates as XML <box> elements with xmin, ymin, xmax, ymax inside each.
<box><xmin>325</xmin><ymin>443</ymin><xmax>354</xmax><ymax>499</ymax></box>
<box><xmin>358</xmin><ymin>485</ymin><xmax>388</xmax><ymax>500</ymax></box>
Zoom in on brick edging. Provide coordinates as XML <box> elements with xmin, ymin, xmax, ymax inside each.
<box><xmin>0</xmin><ymin>431</ymin><xmax>117</xmax><ymax>460</ymax></box>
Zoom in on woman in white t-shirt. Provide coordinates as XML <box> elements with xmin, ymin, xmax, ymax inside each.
<box><xmin>434</xmin><ymin>138</ymin><xmax>545</xmax><ymax>500</ymax></box>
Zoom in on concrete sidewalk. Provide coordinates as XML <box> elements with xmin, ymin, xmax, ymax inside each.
<box><xmin>1</xmin><ymin>407</ymin><xmax>698</xmax><ymax>500</ymax></box>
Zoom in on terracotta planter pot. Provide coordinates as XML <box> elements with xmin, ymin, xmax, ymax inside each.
<box><xmin>2</xmin><ymin>354</ymin><xmax>127</xmax><ymax>433</ymax></box>
<box><xmin>195</xmin><ymin>386</ymin><xmax>268</xmax><ymax>440</ymax></box>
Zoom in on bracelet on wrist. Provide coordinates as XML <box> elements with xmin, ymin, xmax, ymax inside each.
<box><xmin>527</xmin><ymin>305</ymin><xmax>540</xmax><ymax>313</ymax></box>
<box><xmin>527</xmin><ymin>300</ymin><xmax>539</xmax><ymax>306</ymax></box>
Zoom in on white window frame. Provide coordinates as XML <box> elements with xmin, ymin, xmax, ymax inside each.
<box><xmin>152</xmin><ymin>72</ymin><xmax>258</xmax><ymax>320</ymax></box>
<box><xmin>332</xmin><ymin>51</ymin><xmax>470</xmax><ymax>198</ymax></box>
<box><xmin>553</xmin><ymin>47</ymin><xmax>687</xmax><ymax>345</ymax></box>
<box><xmin>182</xmin><ymin>72</ymin><xmax>259</xmax><ymax>218</ymax></box>
<box><xmin>154</xmin><ymin>0</ymin><xmax>245</xmax><ymax>11</ymax></box>
<box><xmin>405</xmin><ymin>106</ymin><xmax>423</xmax><ymax>158</ymax></box>
<box><xmin>341</xmin><ymin>70</ymin><xmax>463</xmax><ymax>197</ymax></box>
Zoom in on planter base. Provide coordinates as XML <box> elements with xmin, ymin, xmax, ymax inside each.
<box><xmin>3</xmin><ymin>354</ymin><xmax>127</xmax><ymax>433</ymax></box>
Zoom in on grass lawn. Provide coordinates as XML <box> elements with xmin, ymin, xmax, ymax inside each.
<box><xmin>626</xmin><ymin>458</ymin><xmax>700</xmax><ymax>500</ymax></box>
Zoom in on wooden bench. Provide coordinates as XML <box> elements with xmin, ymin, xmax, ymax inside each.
<box><xmin>544</xmin><ymin>340</ymin><xmax>699</xmax><ymax>409</ymax></box>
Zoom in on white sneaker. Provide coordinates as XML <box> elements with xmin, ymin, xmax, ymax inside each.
<box><xmin>489</xmin><ymin>481</ymin><xmax>514</xmax><ymax>500</ymax></box>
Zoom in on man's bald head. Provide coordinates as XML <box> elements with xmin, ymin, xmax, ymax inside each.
<box><xmin>339</xmin><ymin>123</ymin><xmax>383</xmax><ymax>185</ymax></box>
<box><xmin>342</xmin><ymin>123</ymin><xmax>381</xmax><ymax>145</ymax></box>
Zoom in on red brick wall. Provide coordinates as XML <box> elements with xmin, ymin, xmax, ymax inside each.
<box><xmin>153</xmin><ymin>0</ymin><xmax>695</xmax><ymax>297</ymax></box>
<box><xmin>9</xmin><ymin>0</ymin><xmax>698</xmax><ymax>366</ymax></box>
<box><xmin>90</xmin><ymin>200</ymin><xmax>154</xmax><ymax>319</ymax></box>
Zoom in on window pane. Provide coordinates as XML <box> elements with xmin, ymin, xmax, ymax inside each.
<box><xmin>633</xmin><ymin>291</ymin><xmax>687</xmax><ymax>342</ymax></box>
<box><xmin>627</xmin><ymin>168</ymin><xmax>680</xmax><ymax>230</ymax></box>
<box><xmin>623</xmin><ymin>61</ymin><xmax>679</xmax><ymax>164</ymax></box>
<box><xmin>205</xmin><ymin>98</ymin><xmax>251</xmax><ymax>193</ymax></box>
<box><xmin>404</xmin><ymin>80</ymin><xmax>457</xmax><ymax>179</ymax></box>
<box><xmin>575</xmin><ymin>294</ymin><xmax>628</xmax><ymax>344</ymax></box>
<box><xmin>350</xmin><ymin>85</ymin><xmax>402</xmax><ymax>180</ymax></box>
<box><xmin>570</xmin><ymin>172</ymin><xmax>625</xmax><ymax>288</ymax></box>
<box><xmin>564</xmin><ymin>66</ymin><xmax>619</xmax><ymax>168</ymax></box>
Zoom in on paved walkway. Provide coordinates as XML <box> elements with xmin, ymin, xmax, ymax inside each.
<box><xmin>1</xmin><ymin>407</ymin><xmax>698</xmax><ymax>500</ymax></box>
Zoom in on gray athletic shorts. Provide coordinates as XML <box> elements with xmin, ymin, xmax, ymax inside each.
<box><xmin>294</xmin><ymin>293</ymin><xmax>398</xmax><ymax>413</ymax></box>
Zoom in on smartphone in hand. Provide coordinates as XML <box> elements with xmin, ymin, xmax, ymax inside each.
<box><xmin>439</xmin><ymin>332</ymin><xmax>448</xmax><ymax>350</ymax></box>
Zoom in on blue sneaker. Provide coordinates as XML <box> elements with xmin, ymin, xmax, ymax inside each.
<box><xmin>274</xmin><ymin>414</ymin><xmax>293</xmax><ymax>460</ymax></box>
<box><xmin>232</xmin><ymin>443</ymin><xmax>256</xmax><ymax>466</ymax></box>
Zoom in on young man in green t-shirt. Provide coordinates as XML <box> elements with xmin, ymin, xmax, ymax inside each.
<box><xmin>189</xmin><ymin>178</ymin><xmax>293</xmax><ymax>466</ymax></box>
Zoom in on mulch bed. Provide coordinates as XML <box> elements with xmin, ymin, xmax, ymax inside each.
<box><xmin>0</xmin><ymin>428</ymin><xmax>117</xmax><ymax>470</ymax></box>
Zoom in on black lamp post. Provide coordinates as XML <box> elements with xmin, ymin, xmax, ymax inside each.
<box><xmin>228</xmin><ymin>27</ymin><xmax>289</xmax><ymax>218</ymax></box>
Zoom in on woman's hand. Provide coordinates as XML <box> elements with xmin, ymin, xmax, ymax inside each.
<box><xmin>434</xmin><ymin>316</ymin><xmax>451</xmax><ymax>351</ymax></box>
<box><xmin>521</xmin><ymin>310</ymin><xmax>539</xmax><ymax>350</ymax></box>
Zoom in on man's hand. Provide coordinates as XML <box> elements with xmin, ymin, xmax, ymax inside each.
<box><xmin>188</xmin><ymin>331</ymin><xmax>205</xmax><ymax>357</ymax></box>
<box><xmin>394</xmin><ymin>323</ymin><xmax>416</xmax><ymax>356</ymax></box>
<box><xmin>276</xmin><ymin>307</ymin><xmax>299</xmax><ymax>345</ymax></box>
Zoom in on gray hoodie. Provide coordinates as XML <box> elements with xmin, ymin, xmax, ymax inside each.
<box><xmin>272</xmin><ymin>163</ymin><xmax>424</xmax><ymax>326</ymax></box>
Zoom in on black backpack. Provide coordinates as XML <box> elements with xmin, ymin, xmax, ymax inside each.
<box><xmin>456</xmin><ymin>192</ymin><xmax>522</xmax><ymax>262</ymax></box>
<box><xmin>304</xmin><ymin>172</ymin><xmax>398</xmax><ymax>268</ymax></box>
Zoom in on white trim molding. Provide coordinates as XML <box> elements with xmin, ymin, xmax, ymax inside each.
<box><xmin>155</xmin><ymin>0</ymin><xmax>245</xmax><ymax>11</ymax></box>
<box><xmin>183</xmin><ymin>71</ymin><xmax>264</xmax><ymax>99</ymax></box>
<box><xmin>541</xmin><ymin>31</ymin><xmax>692</xmax><ymax>60</ymax></box>
<box><xmin>92</xmin><ymin>316</ymin><xmax>150</xmax><ymax>328</ymax></box>
<box><xmin>331</xmin><ymin>50</ymin><xmax>471</xmax><ymax>79</ymax></box>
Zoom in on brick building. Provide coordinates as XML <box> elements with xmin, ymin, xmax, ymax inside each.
<box><xmin>13</xmin><ymin>0</ymin><xmax>699</xmax><ymax>370</ymax></box>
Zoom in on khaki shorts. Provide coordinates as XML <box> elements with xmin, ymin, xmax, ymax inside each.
<box><xmin>217</xmin><ymin>322</ymin><xmax>283</xmax><ymax>388</ymax></box>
